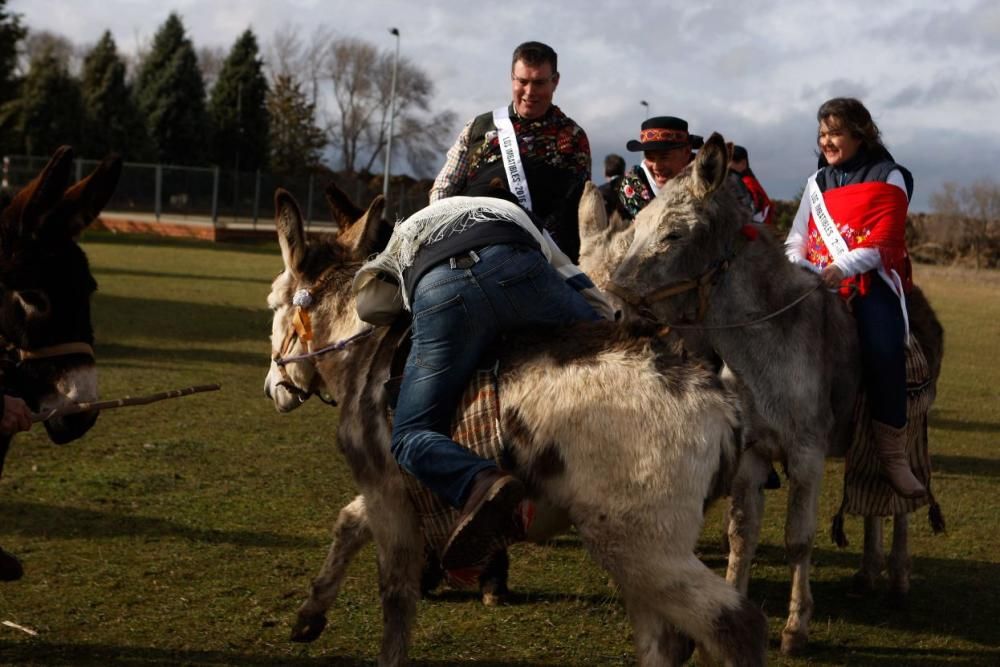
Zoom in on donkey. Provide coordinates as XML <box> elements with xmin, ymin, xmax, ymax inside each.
<box><xmin>603</xmin><ymin>132</ymin><xmax>943</xmax><ymax>654</ymax></box>
<box><xmin>264</xmin><ymin>185</ymin><xmax>769</xmax><ymax>666</ymax></box>
<box><xmin>0</xmin><ymin>146</ymin><xmax>121</xmax><ymax>579</ymax></box>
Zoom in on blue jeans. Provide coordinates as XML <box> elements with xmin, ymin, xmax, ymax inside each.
<box><xmin>390</xmin><ymin>243</ymin><xmax>600</xmax><ymax>508</ymax></box>
<box><xmin>854</xmin><ymin>275</ymin><xmax>907</xmax><ymax>428</ymax></box>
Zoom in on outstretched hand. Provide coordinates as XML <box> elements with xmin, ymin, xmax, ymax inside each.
<box><xmin>1</xmin><ymin>395</ymin><xmax>32</xmax><ymax>435</ymax></box>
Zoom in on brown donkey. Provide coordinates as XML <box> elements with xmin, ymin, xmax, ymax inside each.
<box><xmin>0</xmin><ymin>146</ymin><xmax>121</xmax><ymax>579</ymax></box>
<box><xmin>264</xmin><ymin>184</ymin><xmax>768</xmax><ymax>666</ymax></box>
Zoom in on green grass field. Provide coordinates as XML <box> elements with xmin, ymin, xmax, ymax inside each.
<box><xmin>0</xmin><ymin>232</ymin><xmax>997</xmax><ymax>666</ymax></box>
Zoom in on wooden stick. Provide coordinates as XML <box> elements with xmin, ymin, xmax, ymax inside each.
<box><xmin>30</xmin><ymin>384</ymin><xmax>221</xmax><ymax>423</ymax></box>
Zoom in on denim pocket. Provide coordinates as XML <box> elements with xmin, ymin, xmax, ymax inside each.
<box><xmin>411</xmin><ymin>293</ymin><xmax>468</xmax><ymax>371</ymax></box>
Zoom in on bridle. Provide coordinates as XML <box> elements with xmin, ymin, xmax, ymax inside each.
<box><xmin>7</xmin><ymin>341</ymin><xmax>95</xmax><ymax>362</ymax></box>
<box><xmin>606</xmin><ymin>233</ymin><xmax>823</xmax><ymax>333</ymax></box>
<box><xmin>270</xmin><ymin>276</ymin><xmax>374</xmax><ymax>405</ymax></box>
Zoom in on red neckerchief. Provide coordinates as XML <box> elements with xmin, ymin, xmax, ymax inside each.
<box><xmin>806</xmin><ymin>181</ymin><xmax>912</xmax><ymax>297</ymax></box>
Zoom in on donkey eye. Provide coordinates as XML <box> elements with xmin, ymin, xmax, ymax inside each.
<box><xmin>663</xmin><ymin>231</ymin><xmax>683</xmax><ymax>242</ymax></box>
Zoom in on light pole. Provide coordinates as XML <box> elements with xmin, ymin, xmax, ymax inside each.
<box><xmin>382</xmin><ymin>27</ymin><xmax>400</xmax><ymax>205</ymax></box>
<box><xmin>640</xmin><ymin>100</ymin><xmax>650</xmax><ymax>119</ymax></box>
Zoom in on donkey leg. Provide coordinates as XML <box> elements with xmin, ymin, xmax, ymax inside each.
<box><xmin>853</xmin><ymin>516</ymin><xmax>885</xmax><ymax>594</ymax></box>
<box><xmin>726</xmin><ymin>451</ymin><xmax>771</xmax><ymax>594</ymax></box>
<box><xmin>478</xmin><ymin>548</ymin><xmax>510</xmax><ymax>607</ymax></box>
<box><xmin>887</xmin><ymin>512</ymin><xmax>911</xmax><ymax>606</ymax></box>
<box><xmin>365</xmin><ymin>489</ymin><xmax>424</xmax><ymax>667</ymax></box>
<box><xmin>780</xmin><ymin>449</ymin><xmax>824</xmax><ymax>656</ymax></box>
<box><xmin>292</xmin><ymin>494</ymin><xmax>371</xmax><ymax>642</ymax></box>
<box><xmin>618</xmin><ymin>554</ymin><xmax>767</xmax><ymax>667</ymax></box>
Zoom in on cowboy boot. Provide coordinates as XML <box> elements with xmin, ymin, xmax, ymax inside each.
<box><xmin>872</xmin><ymin>421</ymin><xmax>926</xmax><ymax>499</ymax></box>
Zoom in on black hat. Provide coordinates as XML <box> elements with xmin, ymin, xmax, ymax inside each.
<box><xmin>690</xmin><ymin>134</ymin><xmax>704</xmax><ymax>150</ymax></box>
<box><xmin>731</xmin><ymin>145</ymin><xmax>748</xmax><ymax>162</ymax></box>
<box><xmin>626</xmin><ymin>116</ymin><xmax>693</xmax><ymax>152</ymax></box>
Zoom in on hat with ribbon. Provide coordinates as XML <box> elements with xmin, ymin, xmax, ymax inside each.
<box><xmin>626</xmin><ymin>116</ymin><xmax>693</xmax><ymax>152</ymax></box>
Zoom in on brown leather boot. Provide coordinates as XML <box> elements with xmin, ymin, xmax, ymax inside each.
<box><xmin>441</xmin><ymin>469</ymin><xmax>525</xmax><ymax>571</ymax></box>
<box><xmin>872</xmin><ymin>421</ymin><xmax>926</xmax><ymax>499</ymax></box>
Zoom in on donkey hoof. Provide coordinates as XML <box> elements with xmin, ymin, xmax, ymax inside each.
<box><xmin>0</xmin><ymin>548</ymin><xmax>24</xmax><ymax>582</ymax></box>
<box><xmin>780</xmin><ymin>629</ymin><xmax>808</xmax><ymax>655</ymax></box>
<box><xmin>481</xmin><ymin>590</ymin><xmax>507</xmax><ymax>607</ymax></box>
<box><xmin>290</xmin><ymin>612</ymin><xmax>328</xmax><ymax>643</ymax></box>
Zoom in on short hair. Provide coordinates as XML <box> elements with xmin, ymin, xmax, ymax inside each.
<box><xmin>817</xmin><ymin>97</ymin><xmax>885</xmax><ymax>154</ymax></box>
<box><xmin>604</xmin><ymin>153</ymin><xmax>625</xmax><ymax>178</ymax></box>
<box><xmin>731</xmin><ymin>145</ymin><xmax>749</xmax><ymax>163</ymax></box>
<box><xmin>511</xmin><ymin>41</ymin><xmax>558</xmax><ymax>75</ymax></box>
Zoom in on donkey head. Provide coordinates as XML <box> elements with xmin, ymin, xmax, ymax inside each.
<box><xmin>576</xmin><ymin>182</ymin><xmax>636</xmax><ymax>291</ymax></box>
<box><xmin>264</xmin><ymin>183</ymin><xmax>387</xmax><ymax>412</ymax></box>
<box><xmin>609</xmin><ymin>133</ymin><xmax>749</xmax><ymax>323</ymax></box>
<box><xmin>0</xmin><ymin>146</ymin><xmax>121</xmax><ymax>444</ymax></box>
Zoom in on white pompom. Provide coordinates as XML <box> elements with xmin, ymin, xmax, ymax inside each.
<box><xmin>292</xmin><ymin>289</ymin><xmax>313</xmax><ymax>307</ymax></box>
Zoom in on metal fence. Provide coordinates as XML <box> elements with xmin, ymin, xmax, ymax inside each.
<box><xmin>1</xmin><ymin>154</ymin><xmax>430</xmax><ymax>232</ymax></box>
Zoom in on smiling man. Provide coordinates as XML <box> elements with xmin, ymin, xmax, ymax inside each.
<box><xmin>615</xmin><ymin>116</ymin><xmax>699</xmax><ymax>222</ymax></box>
<box><xmin>429</xmin><ymin>41</ymin><xmax>591</xmax><ymax>260</ymax></box>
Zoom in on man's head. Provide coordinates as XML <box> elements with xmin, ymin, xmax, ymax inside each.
<box><xmin>510</xmin><ymin>41</ymin><xmax>559</xmax><ymax>120</ymax></box>
<box><xmin>626</xmin><ymin>116</ymin><xmax>693</xmax><ymax>187</ymax></box>
<box><xmin>604</xmin><ymin>153</ymin><xmax>625</xmax><ymax>180</ymax></box>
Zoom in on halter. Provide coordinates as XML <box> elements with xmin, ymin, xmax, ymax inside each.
<box><xmin>607</xmin><ymin>229</ymin><xmax>822</xmax><ymax>333</ymax></box>
<box><xmin>1</xmin><ymin>339</ymin><xmax>95</xmax><ymax>363</ymax></box>
<box><xmin>270</xmin><ymin>278</ymin><xmax>375</xmax><ymax>405</ymax></box>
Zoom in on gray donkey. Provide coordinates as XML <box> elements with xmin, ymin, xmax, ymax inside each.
<box><xmin>264</xmin><ymin>185</ymin><xmax>768</xmax><ymax>666</ymax></box>
<box><xmin>603</xmin><ymin>132</ymin><xmax>943</xmax><ymax>655</ymax></box>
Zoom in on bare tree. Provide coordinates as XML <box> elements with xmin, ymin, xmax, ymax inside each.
<box><xmin>931</xmin><ymin>179</ymin><xmax>1000</xmax><ymax>269</ymax></box>
<box><xmin>325</xmin><ymin>35</ymin><xmax>455</xmax><ymax>176</ymax></box>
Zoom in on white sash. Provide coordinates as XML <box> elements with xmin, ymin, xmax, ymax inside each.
<box><xmin>492</xmin><ymin>106</ymin><xmax>533</xmax><ymax>211</ymax></box>
<box><xmin>807</xmin><ymin>173</ymin><xmax>850</xmax><ymax>259</ymax></box>
<box><xmin>807</xmin><ymin>172</ymin><xmax>910</xmax><ymax>342</ymax></box>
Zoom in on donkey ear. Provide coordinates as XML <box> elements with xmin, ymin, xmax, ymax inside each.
<box><xmin>351</xmin><ymin>194</ymin><xmax>387</xmax><ymax>256</ymax></box>
<box><xmin>63</xmin><ymin>155</ymin><xmax>122</xmax><ymax>236</ymax></box>
<box><xmin>690</xmin><ymin>133</ymin><xmax>729</xmax><ymax>200</ymax></box>
<box><xmin>274</xmin><ymin>188</ymin><xmax>307</xmax><ymax>274</ymax></box>
<box><xmin>324</xmin><ymin>181</ymin><xmax>365</xmax><ymax>230</ymax></box>
<box><xmin>578</xmin><ymin>181</ymin><xmax>611</xmax><ymax>238</ymax></box>
<box><xmin>8</xmin><ymin>146</ymin><xmax>75</xmax><ymax>235</ymax></box>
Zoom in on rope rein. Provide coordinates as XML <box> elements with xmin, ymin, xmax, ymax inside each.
<box><xmin>666</xmin><ymin>283</ymin><xmax>823</xmax><ymax>331</ymax></box>
<box><xmin>275</xmin><ymin>326</ymin><xmax>375</xmax><ymax>366</ymax></box>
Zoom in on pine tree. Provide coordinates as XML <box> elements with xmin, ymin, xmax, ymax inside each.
<box><xmin>14</xmin><ymin>45</ymin><xmax>85</xmax><ymax>156</ymax></box>
<box><xmin>133</xmin><ymin>13</ymin><xmax>210</xmax><ymax>165</ymax></box>
<box><xmin>80</xmin><ymin>31</ymin><xmax>150</xmax><ymax>160</ymax></box>
<box><xmin>267</xmin><ymin>74</ymin><xmax>326</xmax><ymax>178</ymax></box>
<box><xmin>0</xmin><ymin>0</ymin><xmax>27</xmax><ymax>154</ymax></box>
<box><xmin>209</xmin><ymin>29</ymin><xmax>270</xmax><ymax>172</ymax></box>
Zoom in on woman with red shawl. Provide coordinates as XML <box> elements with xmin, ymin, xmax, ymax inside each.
<box><xmin>785</xmin><ymin>97</ymin><xmax>925</xmax><ymax>499</ymax></box>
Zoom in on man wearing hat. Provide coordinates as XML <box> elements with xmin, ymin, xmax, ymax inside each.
<box><xmin>430</xmin><ymin>41</ymin><xmax>591</xmax><ymax>260</ymax></box>
<box><xmin>616</xmin><ymin>116</ymin><xmax>697</xmax><ymax>221</ymax></box>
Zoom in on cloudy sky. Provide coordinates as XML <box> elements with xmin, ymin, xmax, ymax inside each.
<box><xmin>12</xmin><ymin>0</ymin><xmax>1000</xmax><ymax>211</ymax></box>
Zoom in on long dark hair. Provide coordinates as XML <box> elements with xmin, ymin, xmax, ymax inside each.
<box><xmin>816</xmin><ymin>97</ymin><xmax>892</xmax><ymax>166</ymax></box>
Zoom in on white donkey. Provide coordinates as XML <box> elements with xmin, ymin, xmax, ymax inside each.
<box><xmin>264</xmin><ymin>184</ymin><xmax>767</xmax><ymax>666</ymax></box>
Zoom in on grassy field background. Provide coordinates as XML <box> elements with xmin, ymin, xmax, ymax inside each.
<box><xmin>0</xmin><ymin>231</ymin><xmax>997</xmax><ymax>666</ymax></box>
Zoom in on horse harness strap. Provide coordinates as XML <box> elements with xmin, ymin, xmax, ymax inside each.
<box><xmin>607</xmin><ymin>261</ymin><xmax>727</xmax><ymax>323</ymax></box>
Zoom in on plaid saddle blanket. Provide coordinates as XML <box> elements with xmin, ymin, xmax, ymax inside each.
<box><xmin>390</xmin><ymin>368</ymin><xmax>506</xmax><ymax>561</ymax></box>
<box><xmin>831</xmin><ymin>335</ymin><xmax>945</xmax><ymax>539</ymax></box>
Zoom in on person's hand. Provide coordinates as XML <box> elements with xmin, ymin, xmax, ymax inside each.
<box><xmin>1</xmin><ymin>395</ymin><xmax>32</xmax><ymax>435</ymax></box>
<box><xmin>821</xmin><ymin>264</ymin><xmax>845</xmax><ymax>288</ymax></box>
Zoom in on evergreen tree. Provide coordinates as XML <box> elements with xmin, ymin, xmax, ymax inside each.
<box><xmin>267</xmin><ymin>74</ymin><xmax>326</xmax><ymax>178</ymax></box>
<box><xmin>209</xmin><ymin>29</ymin><xmax>270</xmax><ymax>172</ymax></box>
<box><xmin>133</xmin><ymin>13</ymin><xmax>210</xmax><ymax>165</ymax></box>
<box><xmin>0</xmin><ymin>0</ymin><xmax>27</xmax><ymax>154</ymax></box>
<box><xmin>80</xmin><ymin>31</ymin><xmax>150</xmax><ymax>160</ymax></box>
<box><xmin>13</xmin><ymin>45</ymin><xmax>85</xmax><ymax>156</ymax></box>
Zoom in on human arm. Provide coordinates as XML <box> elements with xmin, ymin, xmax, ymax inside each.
<box><xmin>429</xmin><ymin>120</ymin><xmax>474</xmax><ymax>202</ymax></box>
<box><xmin>784</xmin><ymin>187</ymin><xmax>814</xmax><ymax>269</ymax></box>
<box><xmin>540</xmin><ymin>230</ymin><xmax>616</xmax><ymax>320</ymax></box>
<box><xmin>0</xmin><ymin>394</ymin><xmax>32</xmax><ymax>434</ymax></box>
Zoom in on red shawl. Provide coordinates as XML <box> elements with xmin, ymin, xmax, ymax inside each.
<box><xmin>806</xmin><ymin>181</ymin><xmax>912</xmax><ymax>297</ymax></box>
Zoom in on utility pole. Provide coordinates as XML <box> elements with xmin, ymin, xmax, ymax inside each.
<box><xmin>382</xmin><ymin>28</ymin><xmax>400</xmax><ymax>203</ymax></box>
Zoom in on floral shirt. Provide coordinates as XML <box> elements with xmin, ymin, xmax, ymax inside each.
<box><xmin>616</xmin><ymin>165</ymin><xmax>654</xmax><ymax>220</ymax></box>
<box><xmin>430</xmin><ymin>105</ymin><xmax>591</xmax><ymax>202</ymax></box>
